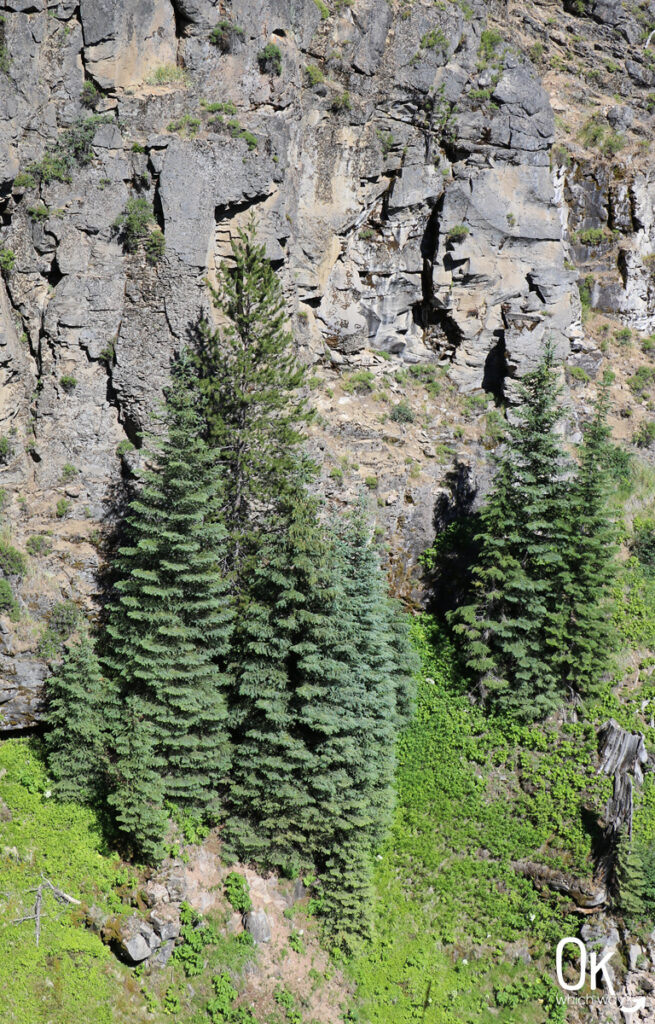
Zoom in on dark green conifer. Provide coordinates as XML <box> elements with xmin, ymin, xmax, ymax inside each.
<box><xmin>106</xmin><ymin>695</ymin><xmax>168</xmax><ymax>863</ymax></box>
<box><xmin>558</xmin><ymin>375</ymin><xmax>618</xmax><ymax>693</ymax></box>
<box><xmin>225</xmin><ymin>497</ymin><xmax>414</xmax><ymax>946</ymax></box>
<box><xmin>223</xmin><ymin>494</ymin><xmax>329</xmax><ymax>869</ymax></box>
<box><xmin>194</xmin><ymin>217</ymin><xmax>311</xmax><ymax>576</ymax></box>
<box><xmin>43</xmin><ymin>630</ymin><xmax>107</xmax><ymax>802</ymax></box>
<box><xmin>450</xmin><ymin>346</ymin><xmax>572</xmax><ymax>719</ymax></box>
<box><xmin>104</xmin><ymin>354</ymin><xmax>233</xmax><ymax>850</ymax></box>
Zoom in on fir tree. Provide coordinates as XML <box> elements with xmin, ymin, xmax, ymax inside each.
<box><xmin>106</xmin><ymin>694</ymin><xmax>169</xmax><ymax>863</ymax></box>
<box><xmin>223</xmin><ymin>494</ymin><xmax>331</xmax><ymax>869</ymax></box>
<box><xmin>43</xmin><ymin>630</ymin><xmax>108</xmax><ymax>803</ymax></box>
<box><xmin>225</xmin><ymin>497</ymin><xmax>414</xmax><ymax>946</ymax></box>
<box><xmin>194</xmin><ymin>217</ymin><xmax>311</xmax><ymax>575</ymax></box>
<box><xmin>450</xmin><ymin>346</ymin><xmax>572</xmax><ymax>719</ymax></box>
<box><xmin>311</xmin><ymin>507</ymin><xmax>417</xmax><ymax>943</ymax></box>
<box><xmin>104</xmin><ymin>354</ymin><xmax>233</xmax><ymax>852</ymax></box>
<box><xmin>558</xmin><ymin>375</ymin><xmax>617</xmax><ymax>694</ymax></box>
<box><xmin>617</xmin><ymin>832</ymin><xmax>655</xmax><ymax>920</ymax></box>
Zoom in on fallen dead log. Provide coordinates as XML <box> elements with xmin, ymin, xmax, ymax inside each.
<box><xmin>514</xmin><ymin>859</ymin><xmax>607</xmax><ymax>910</ymax></box>
<box><xmin>11</xmin><ymin>876</ymin><xmax>81</xmax><ymax>946</ymax></box>
<box><xmin>597</xmin><ymin>719</ymin><xmax>650</xmax><ymax>841</ymax></box>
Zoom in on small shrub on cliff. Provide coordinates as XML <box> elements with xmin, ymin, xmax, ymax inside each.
<box><xmin>15</xmin><ymin>115</ymin><xmax>115</xmax><ymax>188</ymax></box>
<box><xmin>331</xmin><ymin>90</ymin><xmax>351</xmax><ymax>112</ymax></box>
<box><xmin>0</xmin><ymin>579</ymin><xmax>19</xmax><ymax>621</ymax></box>
<box><xmin>420</xmin><ymin>28</ymin><xmax>449</xmax><ymax>55</ymax></box>
<box><xmin>80</xmin><ymin>80</ymin><xmax>99</xmax><ymax>109</ymax></box>
<box><xmin>390</xmin><ymin>399</ymin><xmax>415</xmax><ymax>424</ymax></box>
<box><xmin>60</xmin><ymin>374</ymin><xmax>77</xmax><ymax>392</ymax></box>
<box><xmin>113</xmin><ymin>198</ymin><xmax>165</xmax><ymax>263</ymax></box>
<box><xmin>0</xmin><ymin>539</ymin><xmax>27</xmax><ymax>577</ymax></box>
<box><xmin>26</xmin><ymin>535</ymin><xmax>52</xmax><ymax>556</ymax></box>
<box><xmin>447</xmin><ymin>224</ymin><xmax>469</xmax><ymax>243</ymax></box>
<box><xmin>145</xmin><ymin>64</ymin><xmax>189</xmax><ymax>87</ymax></box>
<box><xmin>144</xmin><ymin>227</ymin><xmax>166</xmax><ymax>265</ymax></box>
<box><xmin>342</xmin><ymin>369</ymin><xmax>375</xmax><ymax>394</ymax></box>
<box><xmin>167</xmin><ymin>114</ymin><xmax>201</xmax><ymax>138</ymax></box>
<box><xmin>633</xmin><ymin>421</ymin><xmax>655</xmax><ymax>449</ymax></box>
<box><xmin>209</xmin><ymin>20</ymin><xmax>244</xmax><ymax>52</ymax></box>
<box><xmin>0</xmin><ymin>247</ymin><xmax>15</xmax><ymax>273</ymax></box>
<box><xmin>257</xmin><ymin>43</ymin><xmax>282</xmax><ymax>76</ymax></box>
<box><xmin>305</xmin><ymin>63</ymin><xmax>324</xmax><ymax>85</ymax></box>
<box><xmin>224</xmin><ymin>872</ymin><xmax>252</xmax><ymax>914</ymax></box>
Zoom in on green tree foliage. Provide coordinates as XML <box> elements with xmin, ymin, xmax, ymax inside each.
<box><xmin>617</xmin><ymin>833</ymin><xmax>655</xmax><ymax>920</ymax></box>
<box><xmin>223</xmin><ymin>495</ymin><xmax>333</xmax><ymax>869</ymax></box>
<box><xmin>451</xmin><ymin>347</ymin><xmax>573</xmax><ymax>719</ymax></box>
<box><xmin>106</xmin><ymin>698</ymin><xmax>168</xmax><ymax>863</ymax></box>
<box><xmin>104</xmin><ymin>355</ymin><xmax>233</xmax><ymax>856</ymax></box>
<box><xmin>449</xmin><ymin>349</ymin><xmax>618</xmax><ymax>719</ymax></box>
<box><xmin>43</xmin><ymin>631</ymin><xmax>108</xmax><ymax>802</ymax></box>
<box><xmin>194</xmin><ymin>217</ymin><xmax>311</xmax><ymax>576</ymax></box>
<box><xmin>224</xmin><ymin>497</ymin><xmax>414</xmax><ymax>946</ymax></box>
<box><xmin>557</xmin><ymin>377</ymin><xmax>617</xmax><ymax>692</ymax></box>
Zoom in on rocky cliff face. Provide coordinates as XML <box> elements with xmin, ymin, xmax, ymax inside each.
<box><xmin>1</xmin><ymin>0</ymin><xmax>655</xmax><ymax>729</ymax></box>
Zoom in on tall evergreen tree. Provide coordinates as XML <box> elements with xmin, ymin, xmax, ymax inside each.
<box><xmin>104</xmin><ymin>354</ymin><xmax>233</xmax><ymax>854</ymax></box>
<box><xmin>106</xmin><ymin>695</ymin><xmax>169</xmax><ymax>864</ymax></box>
<box><xmin>313</xmin><ymin>507</ymin><xmax>417</xmax><ymax>943</ymax></box>
<box><xmin>223</xmin><ymin>494</ymin><xmax>334</xmax><ymax>869</ymax></box>
<box><xmin>43</xmin><ymin>630</ymin><xmax>108</xmax><ymax>803</ymax></box>
<box><xmin>194</xmin><ymin>217</ymin><xmax>312</xmax><ymax>576</ymax></box>
<box><xmin>558</xmin><ymin>375</ymin><xmax>617</xmax><ymax>694</ymax></box>
<box><xmin>225</xmin><ymin>496</ymin><xmax>415</xmax><ymax>946</ymax></box>
<box><xmin>450</xmin><ymin>346</ymin><xmax>572</xmax><ymax>719</ymax></box>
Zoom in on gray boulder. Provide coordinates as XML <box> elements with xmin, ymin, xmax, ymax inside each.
<box><xmin>149</xmin><ymin>938</ymin><xmax>176</xmax><ymax>969</ymax></box>
<box><xmin>243</xmin><ymin>909</ymin><xmax>271</xmax><ymax>944</ymax></box>
<box><xmin>115</xmin><ymin>915</ymin><xmax>161</xmax><ymax>963</ymax></box>
<box><xmin>149</xmin><ymin>904</ymin><xmax>181</xmax><ymax>942</ymax></box>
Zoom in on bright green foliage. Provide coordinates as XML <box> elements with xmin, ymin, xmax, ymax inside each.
<box><xmin>14</xmin><ymin>115</ymin><xmax>114</xmax><ymax>187</ymax></box>
<box><xmin>0</xmin><ymin>246</ymin><xmax>15</xmax><ymax>272</ymax></box>
<box><xmin>43</xmin><ymin>631</ymin><xmax>109</xmax><ymax>802</ymax></box>
<box><xmin>224</xmin><ymin>871</ymin><xmax>252</xmax><ymax>913</ymax></box>
<box><xmin>349</xmin><ymin>618</ymin><xmax>586</xmax><ymax>1023</ymax></box>
<box><xmin>556</xmin><ymin>380</ymin><xmax>617</xmax><ymax>692</ymax></box>
<box><xmin>104</xmin><ymin>356</ymin><xmax>233</xmax><ymax>856</ymax></box>
<box><xmin>194</xmin><ymin>218</ymin><xmax>310</xmax><ymax>576</ymax></box>
<box><xmin>617</xmin><ymin>833</ymin><xmax>655</xmax><ymax>920</ymax></box>
<box><xmin>450</xmin><ymin>347</ymin><xmax>573</xmax><ymax>719</ymax></box>
<box><xmin>0</xmin><ymin>740</ymin><xmax>118</xmax><ymax>1024</ymax></box>
<box><xmin>257</xmin><ymin>43</ymin><xmax>282</xmax><ymax>75</ymax></box>
<box><xmin>172</xmin><ymin>901</ymin><xmax>220</xmax><ymax>976</ymax></box>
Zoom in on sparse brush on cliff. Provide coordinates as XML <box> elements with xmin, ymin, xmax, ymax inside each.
<box><xmin>113</xmin><ymin>197</ymin><xmax>165</xmax><ymax>263</ymax></box>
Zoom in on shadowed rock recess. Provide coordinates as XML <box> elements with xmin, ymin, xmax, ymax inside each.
<box><xmin>1</xmin><ymin>0</ymin><xmax>655</xmax><ymax>732</ymax></box>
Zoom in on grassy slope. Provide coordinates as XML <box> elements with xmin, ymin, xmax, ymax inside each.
<box><xmin>0</xmin><ymin>739</ymin><xmax>116</xmax><ymax>1024</ymax></box>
